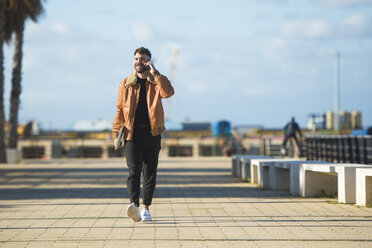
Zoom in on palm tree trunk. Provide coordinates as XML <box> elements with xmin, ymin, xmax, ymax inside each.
<box><xmin>7</xmin><ymin>25</ymin><xmax>24</xmax><ymax>149</ymax></box>
<box><xmin>0</xmin><ymin>2</ymin><xmax>7</xmax><ymax>163</ymax></box>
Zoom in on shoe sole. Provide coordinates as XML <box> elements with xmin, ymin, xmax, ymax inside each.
<box><xmin>141</xmin><ymin>218</ymin><xmax>152</xmax><ymax>222</ymax></box>
<box><xmin>127</xmin><ymin>205</ymin><xmax>141</xmax><ymax>222</ymax></box>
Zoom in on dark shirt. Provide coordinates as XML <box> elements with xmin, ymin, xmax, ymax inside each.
<box><xmin>134</xmin><ymin>77</ymin><xmax>150</xmax><ymax>127</ymax></box>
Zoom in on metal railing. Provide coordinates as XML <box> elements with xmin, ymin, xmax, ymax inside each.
<box><xmin>305</xmin><ymin>135</ymin><xmax>372</xmax><ymax>164</ymax></box>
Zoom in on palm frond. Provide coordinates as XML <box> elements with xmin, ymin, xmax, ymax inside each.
<box><xmin>3</xmin><ymin>0</ymin><xmax>45</xmax><ymax>43</ymax></box>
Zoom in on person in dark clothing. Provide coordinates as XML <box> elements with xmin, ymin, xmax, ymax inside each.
<box><xmin>112</xmin><ymin>47</ymin><xmax>174</xmax><ymax>222</ymax></box>
<box><xmin>281</xmin><ymin>117</ymin><xmax>302</xmax><ymax>154</ymax></box>
<box><xmin>367</xmin><ymin>126</ymin><xmax>372</xmax><ymax>135</ymax></box>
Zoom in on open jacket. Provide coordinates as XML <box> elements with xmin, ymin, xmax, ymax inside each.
<box><xmin>112</xmin><ymin>71</ymin><xmax>174</xmax><ymax>140</ymax></box>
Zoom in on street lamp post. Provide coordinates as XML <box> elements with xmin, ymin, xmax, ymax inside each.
<box><xmin>334</xmin><ymin>52</ymin><xmax>340</xmax><ymax>133</ymax></box>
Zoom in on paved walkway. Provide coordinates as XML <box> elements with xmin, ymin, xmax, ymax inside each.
<box><xmin>0</xmin><ymin>158</ymin><xmax>372</xmax><ymax>248</ymax></box>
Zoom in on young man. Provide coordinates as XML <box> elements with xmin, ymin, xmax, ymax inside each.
<box><xmin>281</xmin><ymin>117</ymin><xmax>302</xmax><ymax>155</ymax></box>
<box><xmin>112</xmin><ymin>47</ymin><xmax>174</xmax><ymax>222</ymax></box>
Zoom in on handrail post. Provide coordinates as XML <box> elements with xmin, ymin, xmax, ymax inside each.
<box><xmin>348</xmin><ymin>136</ymin><xmax>353</xmax><ymax>163</ymax></box>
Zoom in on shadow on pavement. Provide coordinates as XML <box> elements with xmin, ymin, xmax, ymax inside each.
<box><xmin>0</xmin><ymin>165</ymin><xmax>319</xmax><ymax>201</ymax></box>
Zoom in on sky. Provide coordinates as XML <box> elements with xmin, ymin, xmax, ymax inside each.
<box><xmin>2</xmin><ymin>0</ymin><xmax>372</xmax><ymax>130</ymax></box>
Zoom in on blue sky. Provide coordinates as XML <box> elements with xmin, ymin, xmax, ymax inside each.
<box><xmin>3</xmin><ymin>0</ymin><xmax>372</xmax><ymax>130</ymax></box>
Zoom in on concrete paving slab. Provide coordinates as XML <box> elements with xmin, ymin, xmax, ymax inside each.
<box><xmin>0</xmin><ymin>158</ymin><xmax>372</xmax><ymax>248</ymax></box>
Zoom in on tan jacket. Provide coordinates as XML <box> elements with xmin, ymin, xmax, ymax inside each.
<box><xmin>112</xmin><ymin>71</ymin><xmax>174</xmax><ymax>140</ymax></box>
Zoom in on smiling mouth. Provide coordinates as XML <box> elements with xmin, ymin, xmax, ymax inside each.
<box><xmin>136</xmin><ymin>64</ymin><xmax>147</xmax><ymax>72</ymax></box>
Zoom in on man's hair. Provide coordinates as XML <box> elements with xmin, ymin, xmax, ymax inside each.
<box><xmin>134</xmin><ymin>47</ymin><xmax>151</xmax><ymax>59</ymax></box>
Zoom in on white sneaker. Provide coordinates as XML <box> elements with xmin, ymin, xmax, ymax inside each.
<box><xmin>280</xmin><ymin>148</ymin><xmax>286</xmax><ymax>155</ymax></box>
<box><xmin>126</xmin><ymin>204</ymin><xmax>141</xmax><ymax>222</ymax></box>
<box><xmin>140</xmin><ymin>209</ymin><xmax>152</xmax><ymax>222</ymax></box>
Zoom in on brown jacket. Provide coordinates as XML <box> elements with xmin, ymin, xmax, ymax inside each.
<box><xmin>112</xmin><ymin>71</ymin><xmax>174</xmax><ymax>140</ymax></box>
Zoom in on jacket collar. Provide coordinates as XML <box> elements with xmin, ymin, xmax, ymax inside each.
<box><xmin>125</xmin><ymin>71</ymin><xmax>155</xmax><ymax>86</ymax></box>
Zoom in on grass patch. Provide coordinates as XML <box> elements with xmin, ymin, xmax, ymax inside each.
<box><xmin>327</xmin><ymin>201</ymin><xmax>372</xmax><ymax>208</ymax></box>
<box><xmin>315</xmin><ymin>189</ymin><xmax>337</xmax><ymax>199</ymax></box>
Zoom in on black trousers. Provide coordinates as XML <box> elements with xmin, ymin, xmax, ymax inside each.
<box><xmin>282</xmin><ymin>135</ymin><xmax>300</xmax><ymax>149</ymax></box>
<box><xmin>124</xmin><ymin>127</ymin><xmax>161</xmax><ymax>206</ymax></box>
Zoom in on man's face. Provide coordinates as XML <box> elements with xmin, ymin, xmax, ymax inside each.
<box><xmin>134</xmin><ymin>53</ymin><xmax>150</xmax><ymax>73</ymax></box>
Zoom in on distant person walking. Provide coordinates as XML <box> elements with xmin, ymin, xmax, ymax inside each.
<box><xmin>281</xmin><ymin>117</ymin><xmax>302</xmax><ymax>155</ymax></box>
<box><xmin>112</xmin><ymin>47</ymin><xmax>174</xmax><ymax>222</ymax></box>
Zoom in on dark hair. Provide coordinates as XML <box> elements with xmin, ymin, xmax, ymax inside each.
<box><xmin>134</xmin><ymin>47</ymin><xmax>151</xmax><ymax>59</ymax></box>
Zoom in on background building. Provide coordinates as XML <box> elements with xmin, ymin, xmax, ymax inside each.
<box><xmin>325</xmin><ymin>111</ymin><xmax>362</xmax><ymax>130</ymax></box>
<box><xmin>352</xmin><ymin>111</ymin><xmax>362</xmax><ymax>130</ymax></box>
<box><xmin>307</xmin><ymin>113</ymin><xmax>326</xmax><ymax>130</ymax></box>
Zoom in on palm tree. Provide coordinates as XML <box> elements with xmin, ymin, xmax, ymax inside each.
<box><xmin>3</xmin><ymin>0</ymin><xmax>44</xmax><ymax>150</ymax></box>
<box><xmin>0</xmin><ymin>1</ymin><xmax>7</xmax><ymax>163</ymax></box>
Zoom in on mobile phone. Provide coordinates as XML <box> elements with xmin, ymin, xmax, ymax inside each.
<box><xmin>145</xmin><ymin>65</ymin><xmax>151</xmax><ymax>70</ymax></box>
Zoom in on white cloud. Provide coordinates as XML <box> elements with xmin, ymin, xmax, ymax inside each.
<box><xmin>280</xmin><ymin>14</ymin><xmax>371</xmax><ymax>40</ymax></box>
<box><xmin>131</xmin><ymin>21</ymin><xmax>153</xmax><ymax>42</ymax></box>
<box><xmin>340</xmin><ymin>13</ymin><xmax>370</xmax><ymax>36</ymax></box>
<box><xmin>244</xmin><ymin>87</ymin><xmax>270</xmax><ymax>96</ymax></box>
<box><xmin>210</xmin><ymin>53</ymin><xmax>222</xmax><ymax>62</ymax></box>
<box><xmin>50</xmin><ymin>22</ymin><xmax>70</xmax><ymax>35</ymax></box>
<box><xmin>22</xmin><ymin>89</ymin><xmax>59</xmax><ymax>105</ymax></box>
<box><xmin>343</xmin><ymin>13</ymin><xmax>368</xmax><ymax>27</ymax></box>
<box><xmin>25</xmin><ymin>22</ymin><xmax>42</xmax><ymax>36</ymax></box>
<box><xmin>187</xmin><ymin>82</ymin><xmax>207</xmax><ymax>93</ymax></box>
<box><xmin>261</xmin><ymin>37</ymin><xmax>287</xmax><ymax>59</ymax></box>
<box><xmin>281</xmin><ymin>19</ymin><xmax>333</xmax><ymax>39</ymax></box>
<box><xmin>312</xmin><ymin>0</ymin><xmax>372</xmax><ymax>7</ymax></box>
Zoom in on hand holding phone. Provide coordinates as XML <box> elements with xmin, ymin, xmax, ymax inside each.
<box><xmin>144</xmin><ymin>60</ymin><xmax>156</xmax><ymax>73</ymax></box>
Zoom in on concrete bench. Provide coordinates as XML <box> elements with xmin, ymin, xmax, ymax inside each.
<box><xmin>271</xmin><ymin>160</ymin><xmax>330</xmax><ymax>196</ymax></box>
<box><xmin>250</xmin><ymin>158</ymin><xmax>302</xmax><ymax>189</ymax></box>
<box><xmin>240</xmin><ymin>156</ymin><xmax>272</xmax><ymax>182</ymax></box>
<box><xmin>232</xmin><ymin>155</ymin><xmax>271</xmax><ymax>180</ymax></box>
<box><xmin>299</xmin><ymin>163</ymin><xmax>372</xmax><ymax>203</ymax></box>
<box><xmin>356</xmin><ymin>167</ymin><xmax>372</xmax><ymax>206</ymax></box>
<box><xmin>235</xmin><ymin>156</ymin><xmax>372</xmax><ymax>205</ymax></box>
<box><xmin>335</xmin><ymin>165</ymin><xmax>372</xmax><ymax>204</ymax></box>
<box><xmin>232</xmin><ymin>155</ymin><xmax>243</xmax><ymax>178</ymax></box>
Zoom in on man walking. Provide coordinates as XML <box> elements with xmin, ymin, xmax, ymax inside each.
<box><xmin>281</xmin><ymin>117</ymin><xmax>302</xmax><ymax>155</ymax></box>
<box><xmin>113</xmin><ymin>47</ymin><xmax>174</xmax><ymax>222</ymax></box>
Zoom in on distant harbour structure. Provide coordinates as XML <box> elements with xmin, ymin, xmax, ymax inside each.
<box><xmin>233</xmin><ymin>124</ymin><xmax>263</xmax><ymax>136</ymax></box>
<box><xmin>73</xmin><ymin>119</ymin><xmax>111</xmax><ymax>131</ymax></box>
<box><xmin>181</xmin><ymin>121</ymin><xmax>211</xmax><ymax>131</ymax></box>
<box><xmin>307</xmin><ymin>111</ymin><xmax>362</xmax><ymax>130</ymax></box>
<box><xmin>307</xmin><ymin>113</ymin><xmax>326</xmax><ymax>130</ymax></box>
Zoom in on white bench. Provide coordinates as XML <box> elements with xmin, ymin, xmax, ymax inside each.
<box><xmin>299</xmin><ymin>163</ymin><xmax>372</xmax><ymax>203</ymax></box>
<box><xmin>232</xmin><ymin>155</ymin><xmax>271</xmax><ymax>180</ymax></box>
<box><xmin>299</xmin><ymin>163</ymin><xmax>340</xmax><ymax>198</ymax></box>
<box><xmin>232</xmin><ymin>155</ymin><xmax>243</xmax><ymax>178</ymax></box>
<box><xmin>240</xmin><ymin>156</ymin><xmax>272</xmax><ymax>182</ymax></box>
<box><xmin>335</xmin><ymin>165</ymin><xmax>372</xmax><ymax>204</ymax></box>
<box><xmin>235</xmin><ymin>156</ymin><xmax>372</xmax><ymax>205</ymax></box>
<box><xmin>232</xmin><ymin>155</ymin><xmax>254</xmax><ymax>178</ymax></box>
<box><xmin>271</xmin><ymin>160</ymin><xmax>330</xmax><ymax>196</ymax></box>
<box><xmin>250</xmin><ymin>158</ymin><xmax>302</xmax><ymax>189</ymax></box>
<box><xmin>356</xmin><ymin>167</ymin><xmax>372</xmax><ymax>206</ymax></box>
